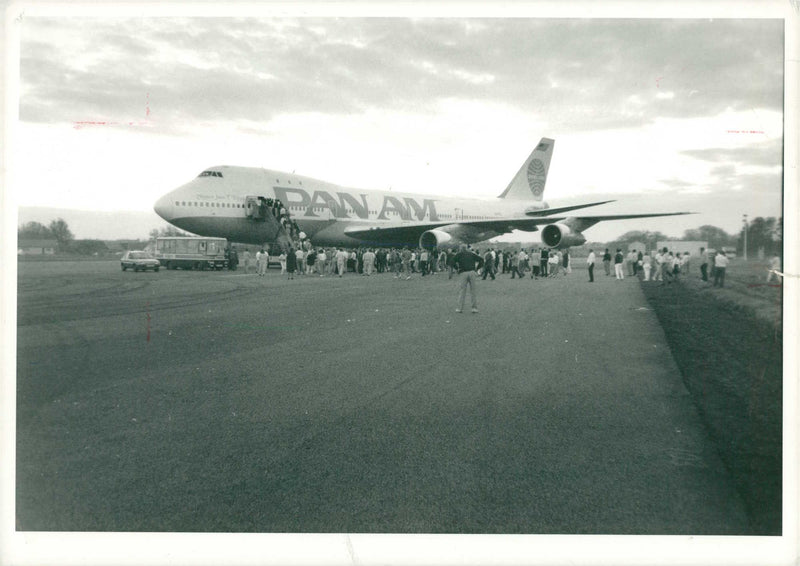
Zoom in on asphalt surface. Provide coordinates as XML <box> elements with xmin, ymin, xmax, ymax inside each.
<box><xmin>15</xmin><ymin>260</ymin><xmax>750</xmax><ymax>533</ymax></box>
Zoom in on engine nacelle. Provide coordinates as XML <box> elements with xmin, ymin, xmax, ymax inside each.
<box><xmin>419</xmin><ymin>229</ymin><xmax>454</xmax><ymax>249</ymax></box>
<box><xmin>541</xmin><ymin>223</ymin><xmax>586</xmax><ymax>248</ymax></box>
<box><xmin>419</xmin><ymin>224</ymin><xmax>488</xmax><ymax>250</ymax></box>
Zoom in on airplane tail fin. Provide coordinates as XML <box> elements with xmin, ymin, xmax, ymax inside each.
<box><xmin>498</xmin><ymin>138</ymin><xmax>554</xmax><ymax>201</ymax></box>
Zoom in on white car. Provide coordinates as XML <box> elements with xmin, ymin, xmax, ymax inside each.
<box><xmin>121</xmin><ymin>251</ymin><xmax>160</xmax><ymax>272</ymax></box>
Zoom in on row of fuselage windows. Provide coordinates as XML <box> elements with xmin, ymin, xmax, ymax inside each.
<box><xmin>284</xmin><ymin>205</ymin><xmax>487</xmax><ymax>220</ymax></box>
<box><xmin>176</xmin><ymin>201</ymin><xmax>244</xmax><ymax>208</ymax></box>
<box><xmin>175</xmin><ymin>200</ymin><xmax>491</xmax><ymax>220</ymax></box>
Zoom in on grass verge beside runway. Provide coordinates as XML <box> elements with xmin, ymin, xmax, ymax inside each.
<box><xmin>640</xmin><ymin>277</ymin><xmax>782</xmax><ymax>535</ymax></box>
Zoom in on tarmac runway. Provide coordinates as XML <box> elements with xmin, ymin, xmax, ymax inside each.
<box><xmin>15</xmin><ymin>261</ymin><xmax>750</xmax><ymax>533</ymax></box>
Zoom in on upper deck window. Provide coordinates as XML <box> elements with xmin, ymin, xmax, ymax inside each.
<box><xmin>198</xmin><ymin>170</ymin><xmax>224</xmax><ymax>178</ymax></box>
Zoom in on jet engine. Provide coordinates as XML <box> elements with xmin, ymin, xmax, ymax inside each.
<box><xmin>419</xmin><ymin>224</ymin><xmax>488</xmax><ymax>250</ymax></box>
<box><xmin>419</xmin><ymin>229</ymin><xmax>454</xmax><ymax>249</ymax></box>
<box><xmin>541</xmin><ymin>223</ymin><xmax>586</xmax><ymax>248</ymax></box>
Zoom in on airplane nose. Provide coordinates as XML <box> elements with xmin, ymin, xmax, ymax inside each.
<box><xmin>154</xmin><ymin>193</ymin><xmax>174</xmax><ymax>220</ymax></box>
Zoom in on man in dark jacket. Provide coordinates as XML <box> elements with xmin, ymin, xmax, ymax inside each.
<box><xmin>453</xmin><ymin>244</ymin><xmax>484</xmax><ymax>313</ymax></box>
<box><xmin>481</xmin><ymin>249</ymin><xmax>495</xmax><ymax>280</ymax></box>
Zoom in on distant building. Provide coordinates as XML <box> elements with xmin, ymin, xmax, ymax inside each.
<box><xmin>17</xmin><ymin>239</ymin><xmax>58</xmax><ymax>255</ymax></box>
<box><xmin>657</xmin><ymin>240</ymin><xmax>708</xmax><ymax>258</ymax></box>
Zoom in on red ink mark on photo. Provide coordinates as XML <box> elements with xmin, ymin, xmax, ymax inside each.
<box><xmin>73</xmin><ymin>120</ymin><xmax>151</xmax><ymax>130</ymax></box>
<box><xmin>146</xmin><ymin>92</ymin><xmax>151</xmax><ymax>119</ymax></box>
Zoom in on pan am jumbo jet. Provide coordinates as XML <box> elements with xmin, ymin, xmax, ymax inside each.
<box><xmin>153</xmin><ymin>138</ymin><xmax>689</xmax><ymax>250</ymax></box>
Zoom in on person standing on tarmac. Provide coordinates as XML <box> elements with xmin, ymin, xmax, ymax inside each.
<box><xmin>279</xmin><ymin>250</ymin><xmax>287</xmax><ymax>275</ymax></box>
<box><xmin>286</xmin><ymin>247</ymin><xmax>297</xmax><ymax>279</ymax></box>
<box><xmin>540</xmin><ymin>247</ymin><xmax>549</xmax><ymax>277</ymax></box>
<box><xmin>295</xmin><ymin>247</ymin><xmax>305</xmax><ymax>275</ymax></box>
<box><xmin>226</xmin><ymin>247</ymin><xmax>239</xmax><ymax>271</ymax></box>
<box><xmin>586</xmin><ymin>249</ymin><xmax>596</xmax><ymax>282</ymax></box>
<box><xmin>700</xmin><ymin>247</ymin><xmax>709</xmax><ymax>282</ymax></box>
<box><xmin>481</xmin><ymin>249</ymin><xmax>495</xmax><ymax>280</ymax></box>
<box><xmin>256</xmin><ymin>248</ymin><xmax>269</xmax><ymax>277</ymax></box>
<box><xmin>242</xmin><ymin>248</ymin><xmax>252</xmax><ymax>274</ymax></box>
<box><xmin>363</xmin><ymin>248</ymin><xmax>376</xmax><ymax>275</ymax></box>
<box><xmin>336</xmin><ymin>248</ymin><xmax>348</xmax><ymax>277</ymax></box>
<box><xmin>614</xmin><ymin>248</ymin><xmax>625</xmax><ymax>280</ymax></box>
<box><xmin>453</xmin><ymin>244</ymin><xmax>484</xmax><ymax>313</ymax></box>
<box><xmin>400</xmin><ymin>247</ymin><xmax>413</xmax><ymax>279</ymax></box>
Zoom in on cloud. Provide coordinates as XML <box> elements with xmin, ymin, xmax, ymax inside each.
<box><xmin>710</xmin><ymin>164</ymin><xmax>737</xmax><ymax>177</ymax></box>
<box><xmin>681</xmin><ymin>137</ymin><xmax>783</xmax><ymax>167</ymax></box>
<box><xmin>19</xmin><ymin>18</ymin><xmax>784</xmax><ymax>135</ymax></box>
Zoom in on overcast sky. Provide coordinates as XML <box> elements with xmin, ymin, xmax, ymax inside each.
<box><xmin>11</xmin><ymin>10</ymin><xmax>786</xmax><ymax>240</ymax></box>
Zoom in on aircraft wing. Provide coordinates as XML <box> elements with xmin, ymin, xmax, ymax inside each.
<box><xmin>545</xmin><ymin>211</ymin><xmax>693</xmax><ymax>233</ymax></box>
<box><xmin>341</xmin><ymin>210</ymin><xmax>692</xmax><ymax>246</ymax></box>
<box><xmin>342</xmin><ymin>216</ymin><xmax>552</xmax><ymax>244</ymax></box>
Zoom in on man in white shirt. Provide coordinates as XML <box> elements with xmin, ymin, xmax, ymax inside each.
<box><xmin>256</xmin><ymin>249</ymin><xmax>269</xmax><ymax>277</ymax></box>
<box><xmin>653</xmin><ymin>251</ymin><xmax>663</xmax><ymax>282</ymax></box>
<box><xmin>316</xmin><ymin>249</ymin><xmax>327</xmax><ymax>276</ymax></box>
<box><xmin>419</xmin><ymin>249</ymin><xmax>429</xmax><ymax>276</ymax></box>
<box><xmin>241</xmin><ymin>249</ymin><xmax>252</xmax><ymax>274</ymax></box>
<box><xmin>586</xmin><ymin>249</ymin><xmax>596</xmax><ymax>282</ymax></box>
<box><xmin>295</xmin><ymin>248</ymin><xmax>305</xmax><ymax>275</ymax></box>
<box><xmin>713</xmin><ymin>251</ymin><xmax>729</xmax><ymax>287</ymax></box>
<box><xmin>336</xmin><ymin>248</ymin><xmax>348</xmax><ymax>277</ymax></box>
<box><xmin>363</xmin><ymin>249</ymin><xmax>376</xmax><ymax>275</ymax></box>
<box><xmin>642</xmin><ymin>253</ymin><xmax>652</xmax><ymax>281</ymax></box>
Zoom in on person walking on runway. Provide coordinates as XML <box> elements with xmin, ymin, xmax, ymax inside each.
<box><xmin>602</xmin><ymin>248</ymin><xmax>611</xmax><ymax>276</ymax></box>
<box><xmin>614</xmin><ymin>248</ymin><xmax>625</xmax><ymax>280</ymax></box>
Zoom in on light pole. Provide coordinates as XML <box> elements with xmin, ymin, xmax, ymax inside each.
<box><xmin>743</xmin><ymin>214</ymin><xmax>748</xmax><ymax>261</ymax></box>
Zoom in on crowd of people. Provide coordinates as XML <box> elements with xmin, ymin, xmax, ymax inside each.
<box><xmin>232</xmin><ymin>239</ymin><xmax>774</xmax><ymax>300</ymax></box>
<box><xmin>252</xmin><ymin>197</ymin><xmax>303</xmax><ymax>242</ymax></box>
<box><xmin>587</xmin><ymin>246</ymin><xmax>732</xmax><ymax>287</ymax></box>
<box><xmin>233</xmin><ymin>244</ymin><xmax>737</xmax><ymax>284</ymax></box>
<box><xmin>233</xmin><ymin>244</ymin><xmax>585</xmax><ymax>281</ymax></box>
<box><xmin>225</xmin><ymin>238</ymin><xmax>780</xmax><ymax>317</ymax></box>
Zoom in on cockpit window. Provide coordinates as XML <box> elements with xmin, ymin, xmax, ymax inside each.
<box><xmin>198</xmin><ymin>170</ymin><xmax>223</xmax><ymax>178</ymax></box>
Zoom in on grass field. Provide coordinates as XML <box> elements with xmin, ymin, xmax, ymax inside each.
<box><xmin>639</xmin><ymin>260</ymin><xmax>782</xmax><ymax>535</ymax></box>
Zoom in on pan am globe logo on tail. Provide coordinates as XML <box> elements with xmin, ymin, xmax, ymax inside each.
<box><xmin>527</xmin><ymin>158</ymin><xmax>546</xmax><ymax>197</ymax></box>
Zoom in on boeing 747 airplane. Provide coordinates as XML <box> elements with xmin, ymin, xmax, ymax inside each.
<box><xmin>153</xmin><ymin>138</ymin><xmax>689</xmax><ymax>250</ymax></box>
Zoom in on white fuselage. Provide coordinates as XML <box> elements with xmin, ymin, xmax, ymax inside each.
<box><xmin>154</xmin><ymin>165</ymin><xmax>547</xmax><ymax>247</ymax></box>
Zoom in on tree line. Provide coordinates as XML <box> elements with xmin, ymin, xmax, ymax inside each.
<box><xmin>604</xmin><ymin>217</ymin><xmax>782</xmax><ymax>256</ymax></box>
<box><xmin>20</xmin><ymin>217</ymin><xmax>782</xmax><ymax>256</ymax></box>
<box><xmin>18</xmin><ymin>219</ymin><xmax>192</xmax><ymax>255</ymax></box>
